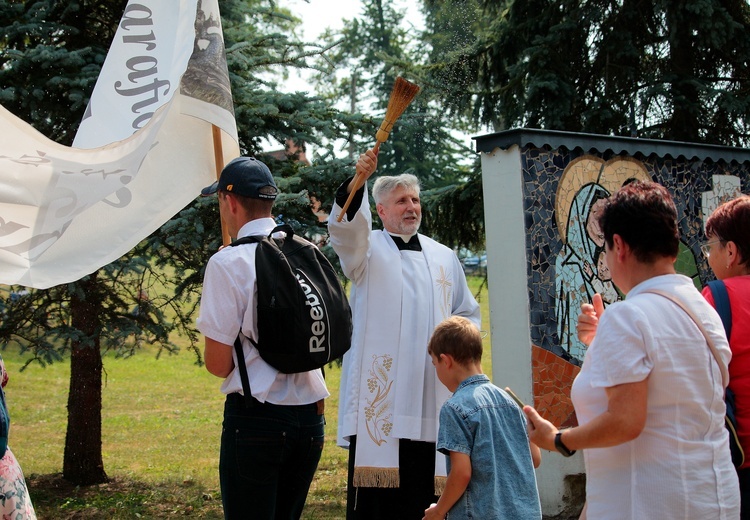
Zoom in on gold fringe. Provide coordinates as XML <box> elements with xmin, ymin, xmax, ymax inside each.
<box><xmin>434</xmin><ymin>475</ymin><xmax>447</xmax><ymax>496</ymax></box>
<box><xmin>353</xmin><ymin>467</ymin><xmax>400</xmax><ymax>488</ymax></box>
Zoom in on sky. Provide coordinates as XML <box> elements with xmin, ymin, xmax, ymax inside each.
<box><xmin>287</xmin><ymin>0</ymin><xmax>365</xmax><ymax>41</ymax></box>
<box><xmin>286</xmin><ymin>0</ymin><xmax>424</xmax><ymax>52</ymax></box>
<box><xmin>262</xmin><ymin>0</ymin><xmax>431</xmax><ymax>156</ymax></box>
<box><xmin>279</xmin><ymin>0</ymin><xmax>367</xmax><ymax>95</ymax></box>
<box><xmin>279</xmin><ymin>0</ymin><xmax>425</xmax><ymax>93</ymax></box>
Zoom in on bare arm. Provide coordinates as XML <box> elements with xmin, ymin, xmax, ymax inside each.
<box><xmin>524</xmin><ymin>379</ymin><xmax>648</xmax><ymax>452</ymax></box>
<box><xmin>423</xmin><ymin>451</ymin><xmax>471</xmax><ymax>520</ymax></box>
<box><xmin>204</xmin><ymin>337</ymin><xmax>234</xmax><ymax>378</ymax></box>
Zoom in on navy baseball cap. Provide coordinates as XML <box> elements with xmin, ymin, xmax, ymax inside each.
<box><xmin>201</xmin><ymin>157</ymin><xmax>278</xmax><ymax>200</ymax></box>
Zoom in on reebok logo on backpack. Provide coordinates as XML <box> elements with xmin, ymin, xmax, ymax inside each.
<box><xmin>295</xmin><ymin>270</ymin><xmax>328</xmax><ymax>355</ymax></box>
<box><xmin>231</xmin><ymin>224</ymin><xmax>352</xmax><ymax>373</ymax></box>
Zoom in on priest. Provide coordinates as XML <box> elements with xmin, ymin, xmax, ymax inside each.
<box><xmin>329</xmin><ymin>148</ymin><xmax>481</xmax><ymax>519</ymax></box>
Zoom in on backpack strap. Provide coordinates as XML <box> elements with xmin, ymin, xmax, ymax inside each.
<box><xmin>232</xmin><ymin>335</ymin><xmax>256</xmax><ymax>408</ymax></box>
<box><xmin>708</xmin><ymin>280</ymin><xmax>733</xmax><ymax>340</ymax></box>
<box><xmin>228</xmin><ymin>224</ymin><xmax>294</xmax><ymax>247</ymax></box>
<box><xmin>230</xmin><ymin>235</ymin><xmax>263</xmax><ymax>246</ymax></box>
<box><xmin>228</xmin><ymin>235</ymin><xmax>262</xmax><ymax>408</ymax></box>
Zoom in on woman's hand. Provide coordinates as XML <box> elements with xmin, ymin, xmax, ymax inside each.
<box><xmin>523</xmin><ymin>405</ymin><xmax>558</xmax><ymax>452</ymax></box>
<box><xmin>577</xmin><ymin>293</ymin><xmax>604</xmax><ymax>346</ymax></box>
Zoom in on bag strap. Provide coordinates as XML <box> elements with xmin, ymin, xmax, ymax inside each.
<box><xmin>230</xmin><ymin>235</ymin><xmax>263</xmax><ymax>247</ymax></box>
<box><xmin>233</xmin><ymin>334</ymin><xmax>257</xmax><ymax>408</ymax></box>
<box><xmin>707</xmin><ymin>280</ymin><xmax>733</xmax><ymax>340</ymax></box>
<box><xmin>229</xmin><ymin>232</ymin><xmax>261</xmax><ymax>407</ymax></box>
<box><xmin>229</xmin><ymin>224</ymin><xmax>294</xmax><ymax>247</ymax></box>
<box><xmin>642</xmin><ymin>289</ymin><xmax>729</xmax><ymax>389</ymax></box>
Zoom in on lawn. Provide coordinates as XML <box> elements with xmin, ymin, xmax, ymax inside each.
<box><xmin>3</xmin><ymin>276</ymin><xmax>490</xmax><ymax>519</ymax></box>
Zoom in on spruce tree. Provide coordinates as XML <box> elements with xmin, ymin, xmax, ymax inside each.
<box><xmin>0</xmin><ymin>0</ymin><xmax>368</xmax><ymax>485</ymax></box>
<box><xmin>422</xmin><ymin>0</ymin><xmax>750</xmax><ymax>145</ymax></box>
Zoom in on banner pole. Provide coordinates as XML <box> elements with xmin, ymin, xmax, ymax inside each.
<box><xmin>212</xmin><ymin>124</ymin><xmax>231</xmax><ymax>246</ymax></box>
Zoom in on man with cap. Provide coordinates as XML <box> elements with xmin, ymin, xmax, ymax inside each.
<box><xmin>196</xmin><ymin>157</ymin><xmax>328</xmax><ymax>519</ymax></box>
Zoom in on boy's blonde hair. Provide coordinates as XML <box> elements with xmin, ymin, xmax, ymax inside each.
<box><xmin>427</xmin><ymin>316</ymin><xmax>482</xmax><ymax>365</ymax></box>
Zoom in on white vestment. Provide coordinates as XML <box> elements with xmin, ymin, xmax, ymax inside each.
<box><xmin>329</xmin><ymin>184</ymin><xmax>481</xmax><ymax>490</ymax></box>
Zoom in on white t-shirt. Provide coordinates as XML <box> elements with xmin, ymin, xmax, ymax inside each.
<box><xmin>196</xmin><ymin>217</ymin><xmax>328</xmax><ymax>405</ymax></box>
<box><xmin>572</xmin><ymin>274</ymin><xmax>739</xmax><ymax>519</ymax></box>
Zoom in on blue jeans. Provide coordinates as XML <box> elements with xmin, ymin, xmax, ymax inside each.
<box><xmin>219</xmin><ymin>393</ymin><xmax>325</xmax><ymax>519</ymax></box>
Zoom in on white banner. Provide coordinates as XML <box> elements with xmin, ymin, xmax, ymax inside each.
<box><xmin>0</xmin><ymin>0</ymin><xmax>239</xmax><ymax>289</ymax></box>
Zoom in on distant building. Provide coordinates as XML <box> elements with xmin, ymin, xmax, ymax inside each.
<box><xmin>263</xmin><ymin>139</ymin><xmax>328</xmax><ymax>224</ymax></box>
<box><xmin>264</xmin><ymin>138</ymin><xmax>310</xmax><ymax>166</ymax></box>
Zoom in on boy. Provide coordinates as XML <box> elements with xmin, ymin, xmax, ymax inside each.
<box><xmin>424</xmin><ymin>316</ymin><xmax>542</xmax><ymax>520</ymax></box>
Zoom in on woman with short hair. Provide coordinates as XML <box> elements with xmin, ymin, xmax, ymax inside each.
<box><xmin>703</xmin><ymin>195</ymin><xmax>750</xmax><ymax>518</ymax></box>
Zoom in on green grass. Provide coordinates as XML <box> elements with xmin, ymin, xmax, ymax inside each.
<box><xmin>3</xmin><ymin>276</ymin><xmax>489</xmax><ymax>519</ymax></box>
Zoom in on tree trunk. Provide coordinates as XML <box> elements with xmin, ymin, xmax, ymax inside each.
<box><xmin>63</xmin><ymin>272</ymin><xmax>108</xmax><ymax>485</ymax></box>
<box><xmin>666</xmin><ymin>0</ymin><xmax>700</xmax><ymax>142</ymax></box>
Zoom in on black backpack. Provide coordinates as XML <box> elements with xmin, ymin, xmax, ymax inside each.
<box><xmin>229</xmin><ymin>224</ymin><xmax>352</xmax><ymax>376</ymax></box>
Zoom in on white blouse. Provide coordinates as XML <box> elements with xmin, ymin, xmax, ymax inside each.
<box><xmin>572</xmin><ymin>274</ymin><xmax>739</xmax><ymax>519</ymax></box>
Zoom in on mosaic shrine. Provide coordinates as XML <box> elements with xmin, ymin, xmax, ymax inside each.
<box><xmin>518</xmin><ymin>148</ymin><xmax>750</xmax><ymax>426</ymax></box>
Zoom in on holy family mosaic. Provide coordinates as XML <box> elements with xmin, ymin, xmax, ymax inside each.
<box><xmin>520</xmin><ymin>147</ymin><xmax>749</xmax><ymax>367</ymax></box>
<box><xmin>475</xmin><ymin>139</ymin><xmax>748</xmax><ymax>426</ymax></box>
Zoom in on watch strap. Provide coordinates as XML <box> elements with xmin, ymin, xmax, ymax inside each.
<box><xmin>555</xmin><ymin>431</ymin><xmax>576</xmax><ymax>457</ymax></box>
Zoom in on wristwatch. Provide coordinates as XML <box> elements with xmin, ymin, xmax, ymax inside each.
<box><xmin>554</xmin><ymin>431</ymin><xmax>576</xmax><ymax>457</ymax></box>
